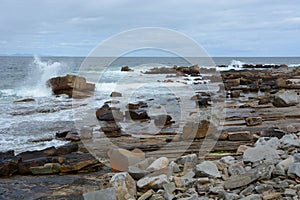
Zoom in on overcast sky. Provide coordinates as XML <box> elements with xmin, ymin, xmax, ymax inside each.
<box><xmin>1</xmin><ymin>0</ymin><xmax>300</xmax><ymax>56</ymax></box>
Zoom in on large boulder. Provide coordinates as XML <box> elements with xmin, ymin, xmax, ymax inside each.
<box><xmin>47</xmin><ymin>74</ymin><xmax>95</xmax><ymax>98</ymax></box>
<box><xmin>272</xmin><ymin>90</ymin><xmax>300</xmax><ymax>107</ymax></box>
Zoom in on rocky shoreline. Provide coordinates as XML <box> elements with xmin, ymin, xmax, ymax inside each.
<box><xmin>1</xmin><ymin>65</ymin><xmax>300</xmax><ymax>199</ymax></box>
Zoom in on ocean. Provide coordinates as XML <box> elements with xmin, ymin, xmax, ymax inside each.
<box><xmin>0</xmin><ymin>56</ymin><xmax>300</xmax><ymax>154</ymax></box>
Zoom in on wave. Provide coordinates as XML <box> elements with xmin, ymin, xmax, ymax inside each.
<box><xmin>14</xmin><ymin>56</ymin><xmax>66</xmax><ymax>98</ymax></box>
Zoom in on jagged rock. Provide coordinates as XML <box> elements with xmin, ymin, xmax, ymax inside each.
<box><xmin>245</xmin><ymin>117</ymin><xmax>262</xmax><ymax>126</ymax></box>
<box><xmin>195</xmin><ymin>161</ymin><xmax>221</xmax><ymax>178</ymax></box>
<box><xmin>47</xmin><ymin>74</ymin><xmax>95</xmax><ymax>98</ymax></box>
<box><xmin>146</xmin><ymin>157</ymin><xmax>169</xmax><ymax>171</ymax></box>
<box><xmin>276</xmin><ymin>156</ymin><xmax>295</xmax><ymax>171</ymax></box>
<box><xmin>262</xmin><ymin>193</ymin><xmax>282</xmax><ymax>200</ymax></box>
<box><xmin>176</xmin><ymin>154</ymin><xmax>198</xmax><ymax>165</ymax></box>
<box><xmin>255</xmin><ymin>137</ymin><xmax>280</xmax><ymax>149</ymax></box>
<box><xmin>272</xmin><ymin>90</ymin><xmax>300</xmax><ymax>107</ymax></box>
<box><xmin>108</xmin><ymin>148</ymin><xmax>145</xmax><ymax>172</ymax></box>
<box><xmin>110</xmin><ymin>92</ymin><xmax>122</xmax><ymax>97</ymax></box>
<box><xmin>83</xmin><ymin>187</ymin><xmax>117</xmax><ymax>200</ymax></box>
<box><xmin>109</xmin><ymin>172</ymin><xmax>137</xmax><ymax>200</ymax></box>
<box><xmin>255</xmin><ymin>184</ymin><xmax>274</xmax><ymax>194</ymax></box>
<box><xmin>287</xmin><ymin>163</ymin><xmax>300</xmax><ymax>178</ymax></box>
<box><xmin>243</xmin><ymin>146</ymin><xmax>280</xmax><ymax>163</ymax></box>
<box><xmin>228</xmin><ymin>131</ymin><xmax>252</xmax><ymax>141</ymax></box>
<box><xmin>174</xmin><ymin>171</ymin><xmax>196</xmax><ymax>188</ymax></box>
<box><xmin>137</xmin><ymin>174</ymin><xmax>169</xmax><ymax>190</ymax></box>
<box><xmin>228</xmin><ymin>162</ymin><xmax>245</xmax><ymax>176</ymax></box>
<box><xmin>96</xmin><ymin>105</ymin><xmax>123</xmax><ymax>122</ymax></box>
<box><xmin>126</xmin><ymin>109</ymin><xmax>150</xmax><ymax>120</ymax></box>
<box><xmin>240</xmin><ymin>194</ymin><xmax>262</xmax><ymax>200</ymax></box>
<box><xmin>0</xmin><ymin>156</ymin><xmax>20</xmax><ymax>177</ymax></box>
<box><xmin>224</xmin><ymin>172</ymin><xmax>258</xmax><ymax>189</ymax></box>
<box><xmin>280</xmin><ymin>134</ymin><xmax>300</xmax><ymax>148</ymax></box>
<box><xmin>153</xmin><ymin>115</ymin><xmax>174</xmax><ymax>127</ymax></box>
<box><xmin>121</xmin><ymin>66</ymin><xmax>133</xmax><ymax>72</ymax></box>
<box><xmin>163</xmin><ymin>182</ymin><xmax>175</xmax><ymax>200</ymax></box>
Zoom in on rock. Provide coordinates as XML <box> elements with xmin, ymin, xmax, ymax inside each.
<box><xmin>275</xmin><ymin>78</ymin><xmax>286</xmax><ymax>88</ymax></box>
<box><xmin>228</xmin><ymin>162</ymin><xmax>245</xmax><ymax>176</ymax></box>
<box><xmin>287</xmin><ymin>163</ymin><xmax>300</xmax><ymax>178</ymax></box>
<box><xmin>176</xmin><ymin>154</ymin><xmax>198</xmax><ymax>165</ymax></box>
<box><xmin>284</xmin><ymin>188</ymin><xmax>297</xmax><ymax>197</ymax></box>
<box><xmin>227</xmin><ymin>78</ymin><xmax>241</xmax><ymax>87</ymax></box>
<box><xmin>280</xmin><ymin>134</ymin><xmax>300</xmax><ymax>148</ymax></box>
<box><xmin>174</xmin><ymin>171</ymin><xmax>196</xmax><ymax>188</ymax></box>
<box><xmin>272</xmin><ymin>90</ymin><xmax>300</xmax><ymax>107</ymax></box>
<box><xmin>146</xmin><ymin>157</ymin><xmax>169</xmax><ymax>171</ymax></box>
<box><xmin>262</xmin><ymin>193</ymin><xmax>282</xmax><ymax>200</ymax></box>
<box><xmin>224</xmin><ymin>172</ymin><xmax>258</xmax><ymax>190</ymax></box>
<box><xmin>47</xmin><ymin>74</ymin><xmax>95</xmax><ymax>98</ymax></box>
<box><xmin>56</xmin><ymin>143</ymin><xmax>79</xmax><ymax>155</ymax></box>
<box><xmin>255</xmin><ymin>184</ymin><xmax>274</xmax><ymax>194</ymax></box>
<box><xmin>163</xmin><ymin>182</ymin><xmax>175</xmax><ymax>200</ymax></box>
<box><xmin>240</xmin><ymin>194</ymin><xmax>262</xmax><ymax>200</ymax></box>
<box><xmin>101</xmin><ymin>123</ymin><xmax>122</xmax><ymax>135</ymax></box>
<box><xmin>195</xmin><ymin>161</ymin><xmax>221</xmax><ymax>178</ymax></box>
<box><xmin>127</xmin><ymin>102</ymin><xmax>148</xmax><ymax>110</ymax></box>
<box><xmin>121</xmin><ymin>66</ymin><xmax>133</xmax><ymax>72</ymax></box>
<box><xmin>245</xmin><ymin>117</ymin><xmax>262</xmax><ymax>126</ymax></box>
<box><xmin>243</xmin><ymin>145</ymin><xmax>280</xmax><ymax>163</ymax></box>
<box><xmin>277</xmin><ymin>156</ymin><xmax>295</xmax><ymax>171</ymax></box>
<box><xmin>220</xmin><ymin>156</ymin><xmax>235</xmax><ymax>165</ymax></box>
<box><xmin>0</xmin><ymin>150</ymin><xmax>14</xmax><ymax>160</ymax></box>
<box><xmin>96</xmin><ymin>105</ymin><xmax>123</xmax><ymax>122</ymax></box>
<box><xmin>65</xmin><ymin>130</ymin><xmax>81</xmax><ymax>141</ymax></box>
<box><xmin>169</xmin><ymin>161</ymin><xmax>180</xmax><ymax>173</ymax></box>
<box><xmin>138</xmin><ymin>189</ymin><xmax>154</xmax><ymax>200</ymax></box>
<box><xmin>18</xmin><ymin>146</ymin><xmax>57</xmax><ymax>161</ymax></box>
<box><xmin>196</xmin><ymin>98</ymin><xmax>210</xmax><ymax>108</ymax></box>
<box><xmin>228</xmin><ymin>131</ymin><xmax>252</xmax><ymax>141</ymax></box>
<box><xmin>230</xmin><ymin>90</ymin><xmax>241</xmax><ymax>98</ymax></box>
<box><xmin>126</xmin><ymin>109</ymin><xmax>150</xmax><ymax>120</ymax></box>
<box><xmin>55</xmin><ymin>129</ymin><xmax>71</xmax><ymax>138</ymax></box>
<box><xmin>110</xmin><ymin>92</ymin><xmax>122</xmax><ymax>97</ymax></box>
<box><xmin>13</xmin><ymin>98</ymin><xmax>35</xmax><ymax>103</ymax></box>
<box><xmin>183</xmin><ymin>120</ymin><xmax>217</xmax><ymax>139</ymax></box>
<box><xmin>0</xmin><ymin>157</ymin><xmax>19</xmax><ymax>177</ymax></box>
<box><xmin>240</xmin><ymin>185</ymin><xmax>255</xmax><ymax>197</ymax></box>
<box><xmin>153</xmin><ymin>115</ymin><xmax>174</xmax><ymax>127</ymax></box>
<box><xmin>236</xmin><ymin>145</ymin><xmax>250</xmax><ymax>155</ymax></box>
<box><xmin>137</xmin><ymin>174</ymin><xmax>169</xmax><ymax>190</ymax></box>
<box><xmin>83</xmin><ymin>187</ymin><xmax>117</xmax><ymax>200</ymax></box>
<box><xmin>108</xmin><ymin>148</ymin><xmax>145</xmax><ymax>172</ymax></box>
<box><xmin>149</xmin><ymin>194</ymin><xmax>165</xmax><ymax>200</ymax></box>
<box><xmin>30</xmin><ymin>163</ymin><xmax>61</xmax><ymax>175</ymax></box>
<box><xmin>109</xmin><ymin>172</ymin><xmax>137</xmax><ymax>200</ymax></box>
<box><xmin>255</xmin><ymin>137</ymin><xmax>280</xmax><ymax>149</ymax></box>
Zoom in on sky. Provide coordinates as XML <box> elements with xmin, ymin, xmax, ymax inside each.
<box><xmin>0</xmin><ymin>0</ymin><xmax>300</xmax><ymax>57</ymax></box>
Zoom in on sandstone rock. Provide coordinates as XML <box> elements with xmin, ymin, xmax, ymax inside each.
<box><xmin>18</xmin><ymin>147</ymin><xmax>57</xmax><ymax>161</ymax></box>
<box><xmin>146</xmin><ymin>157</ymin><xmax>169</xmax><ymax>171</ymax></box>
<box><xmin>236</xmin><ymin>145</ymin><xmax>250</xmax><ymax>155</ymax></box>
<box><xmin>30</xmin><ymin>163</ymin><xmax>61</xmax><ymax>175</ymax></box>
<box><xmin>96</xmin><ymin>105</ymin><xmax>123</xmax><ymax>122</ymax></box>
<box><xmin>127</xmin><ymin>102</ymin><xmax>148</xmax><ymax>110</ymax></box>
<box><xmin>195</xmin><ymin>161</ymin><xmax>221</xmax><ymax>178</ymax></box>
<box><xmin>243</xmin><ymin>146</ymin><xmax>280</xmax><ymax>163</ymax></box>
<box><xmin>101</xmin><ymin>122</ymin><xmax>122</xmax><ymax>135</ymax></box>
<box><xmin>121</xmin><ymin>66</ymin><xmax>133</xmax><ymax>72</ymax></box>
<box><xmin>13</xmin><ymin>98</ymin><xmax>35</xmax><ymax>103</ymax></box>
<box><xmin>228</xmin><ymin>131</ymin><xmax>252</xmax><ymax>141</ymax></box>
<box><xmin>183</xmin><ymin>120</ymin><xmax>216</xmax><ymax>140</ymax></box>
<box><xmin>262</xmin><ymin>193</ymin><xmax>282</xmax><ymax>200</ymax></box>
<box><xmin>275</xmin><ymin>78</ymin><xmax>286</xmax><ymax>88</ymax></box>
<box><xmin>245</xmin><ymin>117</ymin><xmax>262</xmax><ymax>126</ymax></box>
<box><xmin>83</xmin><ymin>187</ymin><xmax>117</xmax><ymax>200</ymax></box>
<box><xmin>109</xmin><ymin>172</ymin><xmax>137</xmax><ymax>200</ymax></box>
<box><xmin>280</xmin><ymin>134</ymin><xmax>300</xmax><ymax>148</ymax></box>
<box><xmin>163</xmin><ymin>182</ymin><xmax>175</xmax><ymax>200</ymax></box>
<box><xmin>108</xmin><ymin>148</ymin><xmax>145</xmax><ymax>172</ymax></box>
<box><xmin>111</xmin><ymin>92</ymin><xmax>122</xmax><ymax>97</ymax></box>
<box><xmin>65</xmin><ymin>130</ymin><xmax>81</xmax><ymax>141</ymax></box>
<box><xmin>272</xmin><ymin>90</ymin><xmax>300</xmax><ymax>107</ymax></box>
<box><xmin>47</xmin><ymin>74</ymin><xmax>95</xmax><ymax>98</ymax></box>
<box><xmin>153</xmin><ymin>115</ymin><xmax>174</xmax><ymax>127</ymax></box>
<box><xmin>138</xmin><ymin>189</ymin><xmax>154</xmax><ymax>200</ymax></box>
<box><xmin>0</xmin><ymin>157</ymin><xmax>19</xmax><ymax>177</ymax></box>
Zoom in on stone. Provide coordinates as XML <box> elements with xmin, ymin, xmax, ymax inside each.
<box><xmin>47</xmin><ymin>74</ymin><xmax>95</xmax><ymax>98</ymax></box>
<box><xmin>245</xmin><ymin>117</ymin><xmax>262</xmax><ymax>126</ymax></box>
<box><xmin>146</xmin><ymin>157</ymin><xmax>169</xmax><ymax>171</ymax></box>
<box><xmin>284</xmin><ymin>189</ymin><xmax>297</xmax><ymax>197</ymax></box>
<box><xmin>55</xmin><ymin>129</ymin><xmax>70</xmax><ymax>138</ymax></box>
<box><xmin>277</xmin><ymin>156</ymin><xmax>295</xmax><ymax>171</ymax></box>
<box><xmin>13</xmin><ymin>98</ymin><xmax>35</xmax><ymax>103</ymax></box>
<box><xmin>182</xmin><ymin>120</ymin><xmax>216</xmax><ymax>140</ymax></box>
<box><xmin>0</xmin><ymin>150</ymin><xmax>14</xmax><ymax>160</ymax></box>
<box><xmin>108</xmin><ymin>148</ymin><xmax>145</xmax><ymax>172</ymax></box>
<box><xmin>121</xmin><ymin>66</ymin><xmax>133</xmax><ymax>72</ymax></box>
<box><xmin>169</xmin><ymin>161</ymin><xmax>180</xmax><ymax>173</ymax></box>
<box><xmin>163</xmin><ymin>182</ymin><xmax>175</xmax><ymax>200</ymax></box>
<box><xmin>127</xmin><ymin>102</ymin><xmax>148</xmax><ymax>110</ymax></box>
<box><xmin>65</xmin><ymin>131</ymin><xmax>81</xmax><ymax>141</ymax></box>
<box><xmin>255</xmin><ymin>137</ymin><xmax>280</xmax><ymax>149</ymax></box>
<box><xmin>262</xmin><ymin>193</ymin><xmax>282</xmax><ymax>200</ymax></box>
<box><xmin>280</xmin><ymin>134</ymin><xmax>300</xmax><ymax>148</ymax></box>
<box><xmin>240</xmin><ymin>194</ymin><xmax>262</xmax><ymax>200</ymax></box>
<box><xmin>230</xmin><ymin>90</ymin><xmax>241</xmax><ymax>98</ymax></box>
<box><xmin>128</xmin><ymin>166</ymin><xmax>149</xmax><ymax>180</ymax></box>
<box><xmin>30</xmin><ymin>163</ymin><xmax>61</xmax><ymax>175</ymax></box>
<box><xmin>228</xmin><ymin>131</ymin><xmax>252</xmax><ymax>141</ymax></box>
<box><xmin>126</xmin><ymin>109</ymin><xmax>150</xmax><ymax>120</ymax></box>
<box><xmin>110</xmin><ymin>92</ymin><xmax>122</xmax><ymax>97</ymax></box>
<box><xmin>0</xmin><ymin>157</ymin><xmax>19</xmax><ymax>177</ymax></box>
<box><xmin>228</xmin><ymin>162</ymin><xmax>245</xmax><ymax>176</ymax></box>
<box><xmin>275</xmin><ymin>78</ymin><xmax>286</xmax><ymax>88</ymax></box>
<box><xmin>224</xmin><ymin>172</ymin><xmax>258</xmax><ymax>190</ymax></box>
<box><xmin>96</xmin><ymin>105</ymin><xmax>123</xmax><ymax>122</ymax></box>
<box><xmin>240</xmin><ymin>185</ymin><xmax>255</xmax><ymax>196</ymax></box>
<box><xmin>243</xmin><ymin>145</ymin><xmax>280</xmax><ymax>163</ymax></box>
<box><xmin>109</xmin><ymin>172</ymin><xmax>137</xmax><ymax>200</ymax></box>
<box><xmin>138</xmin><ymin>189</ymin><xmax>154</xmax><ymax>200</ymax></box>
<box><xmin>174</xmin><ymin>175</ymin><xmax>196</xmax><ymax>188</ymax></box>
<box><xmin>18</xmin><ymin>147</ymin><xmax>57</xmax><ymax>161</ymax></box>
<box><xmin>288</xmin><ymin>163</ymin><xmax>300</xmax><ymax>178</ymax></box>
<box><xmin>255</xmin><ymin>184</ymin><xmax>274</xmax><ymax>194</ymax></box>
<box><xmin>176</xmin><ymin>154</ymin><xmax>198</xmax><ymax>165</ymax></box>
<box><xmin>149</xmin><ymin>194</ymin><xmax>165</xmax><ymax>200</ymax></box>
<box><xmin>195</xmin><ymin>161</ymin><xmax>221</xmax><ymax>178</ymax></box>
<box><xmin>153</xmin><ymin>115</ymin><xmax>174</xmax><ymax>127</ymax></box>
<box><xmin>220</xmin><ymin>156</ymin><xmax>235</xmax><ymax>165</ymax></box>
<box><xmin>137</xmin><ymin>174</ymin><xmax>169</xmax><ymax>190</ymax></box>
<box><xmin>83</xmin><ymin>187</ymin><xmax>117</xmax><ymax>200</ymax></box>
<box><xmin>236</xmin><ymin>145</ymin><xmax>250</xmax><ymax>155</ymax></box>
<box><xmin>272</xmin><ymin>90</ymin><xmax>300</xmax><ymax>107</ymax></box>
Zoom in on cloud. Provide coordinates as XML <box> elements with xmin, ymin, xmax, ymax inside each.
<box><xmin>0</xmin><ymin>0</ymin><xmax>299</xmax><ymax>56</ymax></box>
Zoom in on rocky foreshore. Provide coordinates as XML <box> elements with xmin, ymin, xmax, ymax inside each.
<box><xmin>1</xmin><ymin>65</ymin><xmax>300</xmax><ymax>199</ymax></box>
